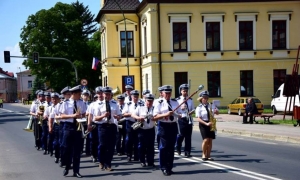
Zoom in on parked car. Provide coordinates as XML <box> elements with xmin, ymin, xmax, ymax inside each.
<box><xmin>227</xmin><ymin>97</ymin><xmax>264</xmax><ymax>116</ymax></box>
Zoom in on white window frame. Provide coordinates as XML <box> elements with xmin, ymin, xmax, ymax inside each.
<box><xmin>116</xmin><ymin>19</ymin><xmax>137</xmax><ymax>57</ymax></box>
<box><xmin>169</xmin><ymin>14</ymin><xmax>191</xmax><ymax>52</ymax></box>
<box><xmin>269</xmin><ymin>12</ymin><xmax>291</xmax><ymax>49</ymax></box>
<box><xmin>101</xmin><ymin>30</ymin><xmax>106</xmax><ymax>60</ymax></box>
<box><xmin>202</xmin><ymin>13</ymin><xmax>224</xmax><ymax>51</ymax></box>
<box><xmin>235</xmin><ymin>13</ymin><xmax>257</xmax><ymax>50</ymax></box>
<box><xmin>142</xmin><ymin>20</ymin><xmax>147</xmax><ymax>55</ymax></box>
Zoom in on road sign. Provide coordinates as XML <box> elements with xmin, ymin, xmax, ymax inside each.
<box><xmin>125</xmin><ymin>76</ymin><xmax>133</xmax><ymax>85</ymax></box>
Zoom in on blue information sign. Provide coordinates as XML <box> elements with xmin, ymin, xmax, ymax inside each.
<box><xmin>125</xmin><ymin>76</ymin><xmax>133</xmax><ymax>85</ymax></box>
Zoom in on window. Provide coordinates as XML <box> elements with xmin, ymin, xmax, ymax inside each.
<box><xmin>273</xmin><ymin>69</ymin><xmax>286</xmax><ymax>94</ymax></box>
<box><xmin>239</xmin><ymin>21</ymin><xmax>253</xmax><ymax>50</ymax></box>
<box><xmin>120</xmin><ymin>31</ymin><xmax>134</xmax><ymax>57</ymax></box>
<box><xmin>206</xmin><ymin>22</ymin><xmax>220</xmax><ymax>51</ymax></box>
<box><xmin>173</xmin><ymin>22</ymin><xmax>187</xmax><ymax>52</ymax></box>
<box><xmin>145</xmin><ymin>73</ymin><xmax>148</xmax><ymax>90</ymax></box>
<box><xmin>28</xmin><ymin>81</ymin><xmax>32</xmax><ymax>88</ymax></box>
<box><xmin>272</xmin><ymin>20</ymin><xmax>286</xmax><ymax>49</ymax></box>
<box><xmin>144</xmin><ymin>26</ymin><xmax>147</xmax><ymax>55</ymax></box>
<box><xmin>240</xmin><ymin>70</ymin><xmax>253</xmax><ymax>96</ymax></box>
<box><xmin>174</xmin><ymin>72</ymin><xmax>188</xmax><ymax>97</ymax></box>
<box><xmin>207</xmin><ymin>71</ymin><xmax>221</xmax><ymax>97</ymax></box>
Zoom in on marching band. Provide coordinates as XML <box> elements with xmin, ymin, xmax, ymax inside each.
<box><xmin>27</xmin><ymin>83</ymin><xmax>215</xmax><ymax>177</ymax></box>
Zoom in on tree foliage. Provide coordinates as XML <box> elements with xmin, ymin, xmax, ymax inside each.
<box><xmin>19</xmin><ymin>1</ymin><xmax>101</xmax><ymax>93</ymax></box>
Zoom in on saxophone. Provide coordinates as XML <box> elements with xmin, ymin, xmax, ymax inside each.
<box><xmin>209</xmin><ymin>102</ymin><xmax>217</xmax><ymax>131</ymax></box>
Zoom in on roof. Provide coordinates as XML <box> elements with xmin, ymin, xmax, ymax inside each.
<box><xmin>0</xmin><ymin>67</ymin><xmax>14</xmax><ymax>78</ymax></box>
<box><xmin>95</xmin><ymin>0</ymin><xmax>140</xmax><ymax>22</ymax></box>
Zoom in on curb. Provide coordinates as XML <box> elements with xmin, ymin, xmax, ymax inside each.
<box><xmin>219</xmin><ymin>129</ymin><xmax>300</xmax><ymax>144</ymax></box>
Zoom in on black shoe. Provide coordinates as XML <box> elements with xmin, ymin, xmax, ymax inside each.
<box><xmin>117</xmin><ymin>153</ymin><xmax>122</xmax><ymax>156</ymax></box>
<box><xmin>202</xmin><ymin>157</ymin><xmax>208</xmax><ymax>161</ymax></box>
<box><xmin>126</xmin><ymin>157</ymin><xmax>131</xmax><ymax>162</ymax></box>
<box><xmin>185</xmin><ymin>152</ymin><xmax>191</xmax><ymax>158</ymax></box>
<box><xmin>148</xmin><ymin>163</ymin><xmax>156</xmax><ymax>168</ymax></box>
<box><xmin>55</xmin><ymin>158</ymin><xmax>59</xmax><ymax>163</ymax></box>
<box><xmin>141</xmin><ymin>163</ymin><xmax>146</xmax><ymax>167</ymax></box>
<box><xmin>99</xmin><ymin>163</ymin><xmax>105</xmax><ymax>170</ymax></box>
<box><xmin>170</xmin><ymin>170</ymin><xmax>175</xmax><ymax>174</ymax></box>
<box><xmin>176</xmin><ymin>149</ymin><xmax>181</xmax><ymax>155</ymax></box>
<box><xmin>36</xmin><ymin>146</ymin><xmax>41</xmax><ymax>150</ymax></box>
<box><xmin>43</xmin><ymin>150</ymin><xmax>47</xmax><ymax>155</ymax></box>
<box><xmin>242</xmin><ymin>122</ymin><xmax>248</xmax><ymax>124</ymax></box>
<box><xmin>50</xmin><ymin>152</ymin><xmax>53</xmax><ymax>156</ymax></box>
<box><xmin>73</xmin><ymin>173</ymin><xmax>82</xmax><ymax>178</ymax></box>
<box><xmin>162</xmin><ymin>170</ymin><xmax>170</xmax><ymax>176</ymax></box>
<box><xmin>63</xmin><ymin>169</ymin><xmax>69</xmax><ymax>176</ymax></box>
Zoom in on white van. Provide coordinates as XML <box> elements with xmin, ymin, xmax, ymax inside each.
<box><xmin>271</xmin><ymin>83</ymin><xmax>300</xmax><ymax>114</ymax></box>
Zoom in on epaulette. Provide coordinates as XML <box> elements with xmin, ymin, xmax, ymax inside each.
<box><xmin>175</xmin><ymin>97</ymin><xmax>180</xmax><ymax>100</ymax></box>
<box><xmin>35</xmin><ymin>100</ymin><xmax>40</xmax><ymax>104</ymax></box>
<box><xmin>127</xmin><ymin>102</ymin><xmax>132</xmax><ymax>105</ymax></box>
<box><xmin>59</xmin><ymin>102</ymin><xmax>63</xmax><ymax>104</ymax></box>
<box><xmin>98</xmin><ymin>102</ymin><xmax>103</xmax><ymax>105</ymax></box>
<box><xmin>63</xmin><ymin>99</ymin><xmax>69</xmax><ymax>102</ymax></box>
<box><xmin>111</xmin><ymin>101</ymin><xmax>116</xmax><ymax>104</ymax></box>
<box><xmin>171</xmin><ymin>98</ymin><xmax>177</xmax><ymax>101</ymax></box>
<box><xmin>198</xmin><ymin>104</ymin><xmax>203</xmax><ymax>107</ymax></box>
<box><xmin>189</xmin><ymin>98</ymin><xmax>192</xmax><ymax>100</ymax></box>
<box><xmin>158</xmin><ymin>100</ymin><xmax>163</xmax><ymax>104</ymax></box>
<box><xmin>78</xmin><ymin>99</ymin><xmax>83</xmax><ymax>102</ymax></box>
<box><xmin>138</xmin><ymin>101</ymin><xmax>144</xmax><ymax>105</ymax></box>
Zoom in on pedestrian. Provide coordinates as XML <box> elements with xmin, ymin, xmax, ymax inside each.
<box><xmin>195</xmin><ymin>90</ymin><xmax>218</xmax><ymax>161</ymax></box>
<box><xmin>122</xmin><ymin>90</ymin><xmax>144</xmax><ymax>162</ymax></box>
<box><xmin>132</xmin><ymin>93</ymin><xmax>156</xmax><ymax>167</ymax></box>
<box><xmin>243</xmin><ymin>98</ymin><xmax>258</xmax><ymax>124</ymax></box>
<box><xmin>81</xmin><ymin>89</ymin><xmax>91</xmax><ymax>156</ymax></box>
<box><xmin>60</xmin><ymin>85</ymin><xmax>87</xmax><ymax>178</ymax></box>
<box><xmin>153</xmin><ymin>85</ymin><xmax>182</xmax><ymax>176</ymax></box>
<box><xmin>93</xmin><ymin>86</ymin><xmax>121</xmax><ymax>171</ymax></box>
<box><xmin>124</xmin><ymin>85</ymin><xmax>133</xmax><ymax>103</ymax></box>
<box><xmin>115</xmin><ymin>94</ymin><xmax>126</xmax><ymax>156</ymax></box>
<box><xmin>175</xmin><ymin>84</ymin><xmax>195</xmax><ymax>158</ymax></box>
<box><xmin>41</xmin><ymin>92</ymin><xmax>52</xmax><ymax>155</ymax></box>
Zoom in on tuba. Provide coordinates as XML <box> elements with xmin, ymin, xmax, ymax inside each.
<box><xmin>112</xmin><ymin>86</ymin><xmax>121</xmax><ymax>96</ymax></box>
<box><xmin>209</xmin><ymin>102</ymin><xmax>217</xmax><ymax>131</ymax></box>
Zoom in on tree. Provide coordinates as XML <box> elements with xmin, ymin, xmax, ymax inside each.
<box><xmin>20</xmin><ymin>1</ymin><xmax>100</xmax><ymax>92</ymax></box>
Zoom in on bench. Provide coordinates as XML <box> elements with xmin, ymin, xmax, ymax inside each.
<box><xmin>253</xmin><ymin>114</ymin><xmax>275</xmax><ymax>124</ymax></box>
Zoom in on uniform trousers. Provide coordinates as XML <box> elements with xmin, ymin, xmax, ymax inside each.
<box><xmin>90</xmin><ymin>123</ymin><xmax>99</xmax><ymax>159</ymax></box>
<box><xmin>116</xmin><ymin>121</ymin><xmax>126</xmax><ymax>154</ymax></box>
<box><xmin>125</xmin><ymin>121</ymin><xmax>139</xmax><ymax>160</ymax></box>
<box><xmin>97</xmin><ymin>123</ymin><xmax>117</xmax><ymax>168</ymax></box>
<box><xmin>175</xmin><ymin>118</ymin><xmax>193</xmax><ymax>153</ymax></box>
<box><xmin>52</xmin><ymin>123</ymin><xmax>60</xmax><ymax>159</ymax></box>
<box><xmin>33</xmin><ymin>117</ymin><xmax>42</xmax><ymax>148</ymax></box>
<box><xmin>41</xmin><ymin>119</ymin><xmax>49</xmax><ymax>151</ymax></box>
<box><xmin>82</xmin><ymin>123</ymin><xmax>91</xmax><ymax>155</ymax></box>
<box><xmin>137</xmin><ymin>127</ymin><xmax>155</xmax><ymax>165</ymax></box>
<box><xmin>48</xmin><ymin>124</ymin><xmax>55</xmax><ymax>154</ymax></box>
<box><xmin>61</xmin><ymin>122</ymin><xmax>83</xmax><ymax>173</ymax></box>
<box><xmin>59</xmin><ymin>122</ymin><xmax>65</xmax><ymax>163</ymax></box>
<box><xmin>158</xmin><ymin>121</ymin><xmax>178</xmax><ymax>171</ymax></box>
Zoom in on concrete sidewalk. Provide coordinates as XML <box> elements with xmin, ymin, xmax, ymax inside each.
<box><xmin>193</xmin><ymin>114</ymin><xmax>300</xmax><ymax>144</ymax></box>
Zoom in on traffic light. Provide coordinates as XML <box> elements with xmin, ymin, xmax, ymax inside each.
<box><xmin>33</xmin><ymin>52</ymin><xmax>39</xmax><ymax>64</ymax></box>
<box><xmin>4</xmin><ymin>51</ymin><xmax>10</xmax><ymax>63</ymax></box>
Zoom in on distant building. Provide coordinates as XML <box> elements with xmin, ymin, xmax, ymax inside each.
<box><xmin>0</xmin><ymin>68</ymin><xmax>17</xmax><ymax>102</ymax></box>
<box><xmin>16</xmin><ymin>69</ymin><xmax>36</xmax><ymax>101</ymax></box>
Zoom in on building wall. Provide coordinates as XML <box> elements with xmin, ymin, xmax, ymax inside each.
<box><xmin>16</xmin><ymin>70</ymin><xmax>36</xmax><ymax>100</ymax></box>
<box><xmin>0</xmin><ymin>77</ymin><xmax>17</xmax><ymax>102</ymax></box>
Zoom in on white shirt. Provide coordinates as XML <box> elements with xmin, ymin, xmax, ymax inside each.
<box><xmin>89</xmin><ymin>100</ymin><xmax>102</xmax><ymax>122</ymax></box>
<box><xmin>94</xmin><ymin>100</ymin><xmax>122</xmax><ymax>125</ymax></box>
<box><xmin>176</xmin><ymin>96</ymin><xmax>195</xmax><ymax>121</ymax></box>
<box><xmin>50</xmin><ymin>103</ymin><xmax>60</xmax><ymax>124</ymax></box>
<box><xmin>153</xmin><ymin>97</ymin><xmax>163</xmax><ymax>107</ymax></box>
<box><xmin>122</xmin><ymin>101</ymin><xmax>143</xmax><ymax>122</ymax></box>
<box><xmin>30</xmin><ymin>100</ymin><xmax>42</xmax><ymax>114</ymax></box>
<box><xmin>60</xmin><ymin>99</ymin><xmax>87</xmax><ymax>123</ymax></box>
<box><xmin>133</xmin><ymin>106</ymin><xmax>155</xmax><ymax>129</ymax></box>
<box><xmin>195</xmin><ymin>103</ymin><xmax>217</xmax><ymax>121</ymax></box>
<box><xmin>55</xmin><ymin>101</ymin><xmax>65</xmax><ymax>122</ymax></box>
<box><xmin>153</xmin><ymin>98</ymin><xmax>182</xmax><ymax>123</ymax></box>
<box><xmin>44</xmin><ymin>103</ymin><xmax>54</xmax><ymax>119</ymax></box>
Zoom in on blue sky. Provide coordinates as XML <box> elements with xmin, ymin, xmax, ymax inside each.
<box><xmin>0</xmin><ymin>0</ymin><xmax>101</xmax><ymax>76</ymax></box>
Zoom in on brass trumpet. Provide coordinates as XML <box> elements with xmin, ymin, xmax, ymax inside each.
<box><xmin>38</xmin><ymin>105</ymin><xmax>45</xmax><ymax>125</ymax></box>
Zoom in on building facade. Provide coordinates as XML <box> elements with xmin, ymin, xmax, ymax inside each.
<box><xmin>96</xmin><ymin>0</ymin><xmax>300</xmax><ymax>107</ymax></box>
<box><xmin>0</xmin><ymin>68</ymin><xmax>17</xmax><ymax>102</ymax></box>
<box><xmin>16</xmin><ymin>69</ymin><xmax>36</xmax><ymax>101</ymax></box>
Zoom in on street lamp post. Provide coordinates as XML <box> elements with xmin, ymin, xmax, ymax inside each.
<box><xmin>112</xmin><ymin>0</ymin><xmax>130</xmax><ymax>77</ymax></box>
<box><xmin>18</xmin><ymin>67</ymin><xmax>23</xmax><ymax>103</ymax></box>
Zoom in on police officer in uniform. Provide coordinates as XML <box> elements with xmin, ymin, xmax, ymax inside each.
<box><xmin>60</xmin><ymin>85</ymin><xmax>87</xmax><ymax>178</ymax></box>
<box><xmin>175</xmin><ymin>84</ymin><xmax>195</xmax><ymax>157</ymax></box>
<box><xmin>29</xmin><ymin>90</ymin><xmax>45</xmax><ymax>150</ymax></box>
<box><xmin>195</xmin><ymin>90</ymin><xmax>218</xmax><ymax>161</ymax></box>
<box><xmin>48</xmin><ymin>92</ymin><xmax>60</xmax><ymax>159</ymax></box>
<box><xmin>87</xmin><ymin>86</ymin><xmax>103</xmax><ymax>163</ymax></box>
<box><xmin>153</xmin><ymin>87</ymin><xmax>163</xmax><ymax>149</ymax></box>
<box><xmin>93</xmin><ymin>86</ymin><xmax>121</xmax><ymax>171</ymax></box>
<box><xmin>41</xmin><ymin>92</ymin><xmax>52</xmax><ymax>155</ymax></box>
<box><xmin>141</xmin><ymin>90</ymin><xmax>150</xmax><ymax>103</ymax></box>
<box><xmin>131</xmin><ymin>93</ymin><xmax>156</xmax><ymax>167</ymax></box>
<box><xmin>153</xmin><ymin>85</ymin><xmax>182</xmax><ymax>176</ymax></box>
<box><xmin>115</xmin><ymin>94</ymin><xmax>126</xmax><ymax>156</ymax></box>
<box><xmin>122</xmin><ymin>90</ymin><xmax>144</xmax><ymax>162</ymax></box>
<box><xmin>124</xmin><ymin>85</ymin><xmax>133</xmax><ymax>103</ymax></box>
<box><xmin>81</xmin><ymin>89</ymin><xmax>91</xmax><ymax>156</ymax></box>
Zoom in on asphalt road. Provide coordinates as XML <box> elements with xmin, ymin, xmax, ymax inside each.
<box><xmin>0</xmin><ymin>103</ymin><xmax>299</xmax><ymax>180</ymax></box>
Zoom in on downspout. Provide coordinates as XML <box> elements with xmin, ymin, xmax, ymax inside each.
<box><xmin>157</xmin><ymin>3</ymin><xmax>162</xmax><ymax>86</ymax></box>
<box><xmin>137</xmin><ymin>12</ymin><xmax>143</xmax><ymax>95</ymax></box>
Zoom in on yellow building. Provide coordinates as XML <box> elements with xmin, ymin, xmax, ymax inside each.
<box><xmin>96</xmin><ymin>0</ymin><xmax>300</xmax><ymax>108</ymax></box>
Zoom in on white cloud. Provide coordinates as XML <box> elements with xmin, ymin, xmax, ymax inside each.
<box><xmin>1</xmin><ymin>43</ymin><xmax>27</xmax><ymax>77</ymax></box>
